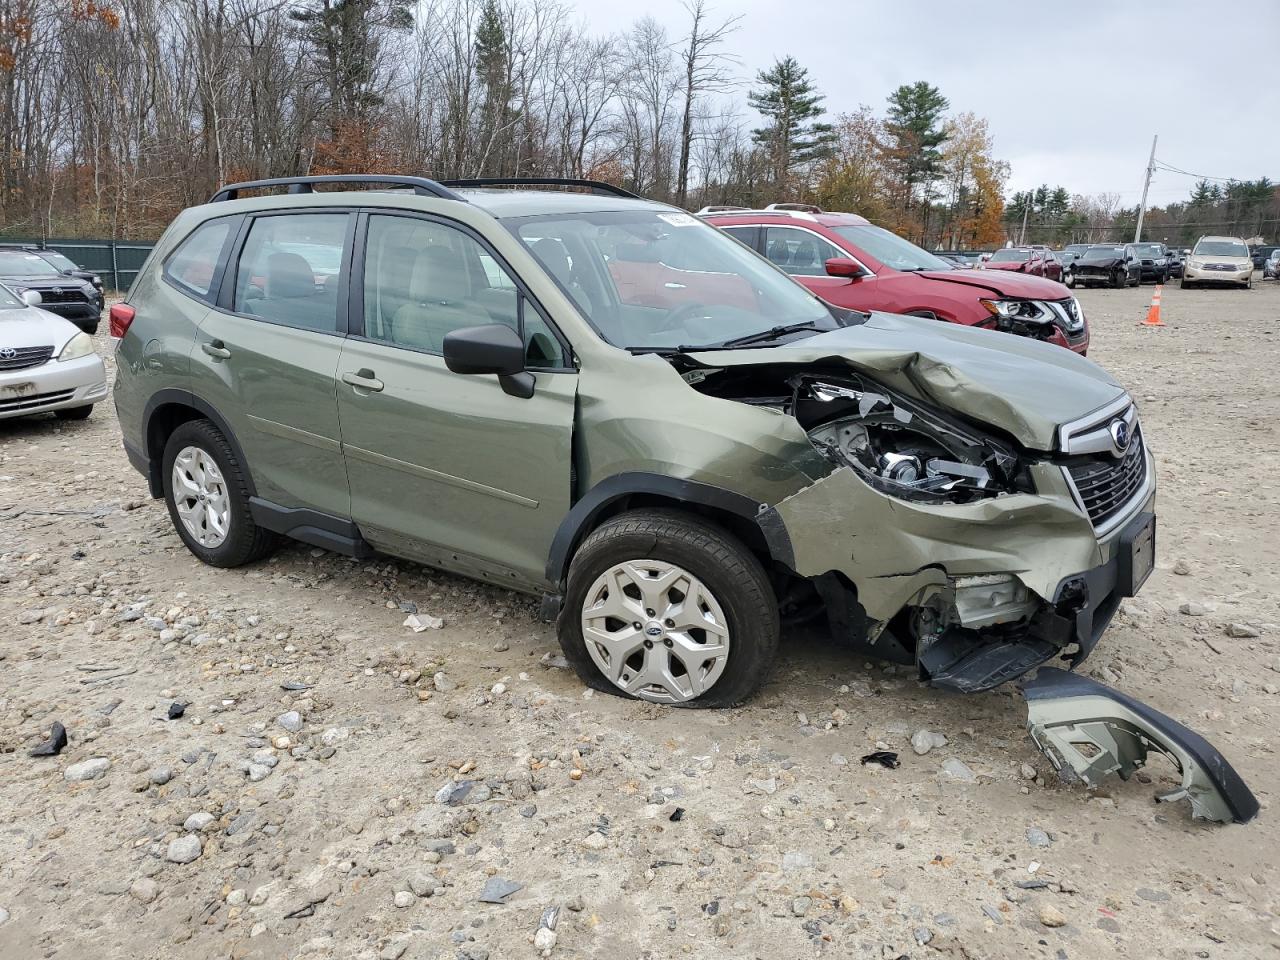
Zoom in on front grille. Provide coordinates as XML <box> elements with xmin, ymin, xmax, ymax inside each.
<box><xmin>0</xmin><ymin>345</ymin><xmax>54</xmax><ymax>370</ymax></box>
<box><xmin>1066</xmin><ymin>428</ymin><xmax>1147</xmax><ymax>528</ymax></box>
<box><xmin>0</xmin><ymin>388</ymin><xmax>74</xmax><ymax>412</ymax></box>
<box><xmin>36</xmin><ymin>288</ymin><xmax>89</xmax><ymax>304</ymax></box>
<box><xmin>1074</xmin><ymin>266</ymin><xmax>1109</xmax><ymax>277</ymax></box>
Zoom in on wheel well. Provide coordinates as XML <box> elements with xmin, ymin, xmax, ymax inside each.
<box><xmin>142</xmin><ymin>402</ymin><xmax>206</xmax><ymax>496</ymax></box>
<box><xmin>575</xmin><ymin>493</ymin><xmax>775</xmax><ymax>572</ymax></box>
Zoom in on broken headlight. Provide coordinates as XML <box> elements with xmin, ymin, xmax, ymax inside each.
<box><xmin>795</xmin><ymin>375</ymin><xmax>1023</xmax><ymax>504</ymax></box>
<box><xmin>979</xmin><ymin>298</ymin><xmax>1062</xmax><ymax>339</ymax></box>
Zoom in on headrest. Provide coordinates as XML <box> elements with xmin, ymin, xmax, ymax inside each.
<box><xmin>265</xmin><ymin>252</ymin><xmax>317</xmax><ymax>300</ymax></box>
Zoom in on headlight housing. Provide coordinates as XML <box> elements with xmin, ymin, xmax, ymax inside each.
<box><xmin>796</xmin><ymin>374</ymin><xmax>1026</xmax><ymax>504</ymax></box>
<box><xmin>1187</xmin><ymin>259</ymin><xmax>1203</xmax><ymax>269</ymax></box>
<box><xmin>57</xmin><ymin>331</ymin><xmax>96</xmax><ymax>361</ymax></box>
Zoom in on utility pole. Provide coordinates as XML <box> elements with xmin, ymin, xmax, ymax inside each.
<box><xmin>1134</xmin><ymin>134</ymin><xmax>1157</xmax><ymax>243</ymax></box>
<box><xmin>1019</xmin><ymin>203</ymin><xmax>1029</xmax><ymax>245</ymax></box>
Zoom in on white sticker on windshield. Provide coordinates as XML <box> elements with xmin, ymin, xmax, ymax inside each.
<box><xmin>657</xmin><ymin>212</ymin><xmax>698</xmax><ymax>227</ymax></box>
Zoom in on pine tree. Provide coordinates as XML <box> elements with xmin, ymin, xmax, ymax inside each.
<box><xmin>748</xmin><ymin>56</ymin><xmax>835</xmax><ymax>187</ymax></box>
<box><xmin>475</xmin><ymin>0</ymin><xmax>515</xmax><ymax>175</ymax></box>
<box><xmin>290</xmin><ymin>0</ymin><xmax>414</xmax><ymax>137</ymax></box>
<box><xmin>883</xmin><ymin>81</ymin><xmax>950</xmax><ymax>239</ymax></box>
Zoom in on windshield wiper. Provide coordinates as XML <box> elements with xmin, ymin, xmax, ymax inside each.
<box><xmin>720</xmin><ymin>321</ymin><xmax>825</xmax><ymax>348</ymax></box>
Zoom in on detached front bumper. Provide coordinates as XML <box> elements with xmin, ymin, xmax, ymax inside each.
<box><xmin>758</xmin><ymin>444</ymin><xmax>1156</xmax><ymax>693</ymax></box>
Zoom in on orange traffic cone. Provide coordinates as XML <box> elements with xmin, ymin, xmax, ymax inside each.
<box><xmin>1142</xmin><ymin>284</ymin><xmax>1164</xmax><ymax>327</ymax></box>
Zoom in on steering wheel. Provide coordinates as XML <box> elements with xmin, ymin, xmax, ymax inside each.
<box><xmin>655</xmin><ymin>301</ymin><xmax>714</xmax><ymax>335</ymax></box>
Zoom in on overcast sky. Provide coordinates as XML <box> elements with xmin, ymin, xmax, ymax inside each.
<box><xmin>578</xmin><ymin>1</ymin><xmax>1275</xmax><ymax>206</ymax></box>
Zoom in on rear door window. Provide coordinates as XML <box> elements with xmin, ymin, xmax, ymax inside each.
<box><xmin>164</xmin><ymin>219</ymin><xmax>234</xmax><ymax>300</ymax></box>
<box><xmin>232</xmin><ymin>213</ymin><xmax>349</xmax><ymax>332</ymax></box>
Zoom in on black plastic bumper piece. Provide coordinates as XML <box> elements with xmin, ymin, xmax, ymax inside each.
<box><xmin>1022</xmin><ymin>667</ymin><xmax>1259</xmax><ymax>824</ymax></box>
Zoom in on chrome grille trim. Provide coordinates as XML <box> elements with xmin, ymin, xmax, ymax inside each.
<box><xmin>0</xmin><ymin>345</ymin><xmax>55</xmax><ymax>371</ymax></box>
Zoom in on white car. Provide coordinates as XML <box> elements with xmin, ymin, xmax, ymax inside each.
<box><xmin>0</xmin><ymin>284</ymin><xmax>107</xmax><ymax>421</ymax></box>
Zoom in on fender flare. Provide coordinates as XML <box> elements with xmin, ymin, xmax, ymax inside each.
<box><xmin>544</xmin><ymin>471</ymin><xmax>795</xmax><ymax>586</ymax></box>
<box><xmin>141</xmin><ymin>388</ymin><xmax>257</xmax><ymax>498</ymax></box>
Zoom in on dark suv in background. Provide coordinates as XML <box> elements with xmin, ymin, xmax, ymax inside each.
<box><xmin>1131</xmin><ymin>242</ymin><xmax>1171</xmax><ymax>283</ymax></box>
<box><xmin>0</xmin><ymin>248</ymin><xmax>102</xmax><ymax>333</ymax></box>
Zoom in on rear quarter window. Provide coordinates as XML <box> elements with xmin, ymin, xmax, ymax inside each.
<box><xmin>163</xmin><ymin>219</ymin><xmax>234</xmax><ymax>300</ymax></box>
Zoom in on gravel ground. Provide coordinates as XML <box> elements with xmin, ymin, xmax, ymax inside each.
<box><xmin>2</xmin><ymin>279</ymin><xmax>1278</xmax><ymax>960</ymax></box>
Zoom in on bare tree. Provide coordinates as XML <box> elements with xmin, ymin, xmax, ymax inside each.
<box><xmin>673</xmin><ymin>0</ymin><xmax>738</xmax><ymax>207</ymax></box>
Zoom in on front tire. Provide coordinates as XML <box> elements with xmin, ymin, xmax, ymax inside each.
<box><xmin>558</xmin><ymin>510</ymin><xmax>779</xmax><ymax>708</ymax></box>
<box><xmin>1112</xmin><ymin>270</ymin><xmax>1126</xmax><ymax>289</ymax></box>
<box><xmin>161</xmin><ymin>419</ymin><xmax>277</xmax><ymax>567</ymax></box>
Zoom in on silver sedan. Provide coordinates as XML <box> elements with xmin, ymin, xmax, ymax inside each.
<box><xmin>0</xmin><ymin>284</ymin><xmax>107</xmax><ymax>421</ymax></box>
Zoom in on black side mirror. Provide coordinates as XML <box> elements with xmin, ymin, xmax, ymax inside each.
<box><xmin>60</xmin><ymin>268</ymin><xmax>75</xmax><ymax>276</ymax></box>
<box><xmin>443</xmin><ymin>323</ymin><xmax>534</xmax><ymax>399</ymax></box>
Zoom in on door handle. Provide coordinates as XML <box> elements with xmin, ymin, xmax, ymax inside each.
<box><xmin>342</xmin><ymin>369</ymin><xmax>384</xmax><ymax>393</ymax></box>
<box><xmin>201</xmin><ymin>340</ymin><xmax>231</xmax><ymax>360</ymax></box>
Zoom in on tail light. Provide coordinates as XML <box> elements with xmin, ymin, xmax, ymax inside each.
<box><xmin>109</xmin><ymin>303</ymin><xmax>136</xmax><ymax>338</ymax></box>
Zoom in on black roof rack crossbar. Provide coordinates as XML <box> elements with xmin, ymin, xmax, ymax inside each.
<box><xmin>209</xmin><ymin>175</ymin><xmax>466</xmax><ymax>203</ymax></box>
<box><xmin>438</xmin><ymin>177</ymin><xmax>640</xmax><ymax>199</ymax></box>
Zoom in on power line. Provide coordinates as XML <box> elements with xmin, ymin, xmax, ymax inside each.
<box><xmin>1153</xmin><ymin>159</ymin><xmax>1267</xmax><ymax>184</ymax></box>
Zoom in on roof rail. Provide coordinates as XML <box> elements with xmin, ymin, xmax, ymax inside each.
<box><xmin>765</xmin><ymin>202</ymin><xmax>824</xmax><ymax>213</ymax></box>
<box><xmin>439</xmin><ymin>177</ymin><xmax>640</xmax><ymax>199</ymax></box>
<box><xmin>209</xmin><ymin>175</ymin><xmax>466</xmax><ymax>203</ymax></box>
<box><xmin>694</xmin><ymin>205</ymin><xmax>750</xmax><ymax>214</ymax></box>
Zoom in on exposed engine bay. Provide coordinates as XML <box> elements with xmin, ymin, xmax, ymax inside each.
<box><xmin>686</xmin><ymin>364</ymin><xmax>1032</xmax><ymax>504</ymax></box>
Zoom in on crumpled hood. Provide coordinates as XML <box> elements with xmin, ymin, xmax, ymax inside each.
<box><xmin>919</xmin><ymin>269</ymin><xmax>1067</xmax><ymax>299</ymax></box>
<box><xmin>691</xmin><ymin>311</ymin><xmax>1125</xmax><ymax>451</ymax></box>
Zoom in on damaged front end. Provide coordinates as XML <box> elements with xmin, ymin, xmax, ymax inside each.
<box><xmin>1021</xmin><ymin>668</ymin><xmax>1259</xmax><ymax>824</ymax></box>
<box><xmin>690</xmin><ymin>359</ymin><xmax>1155</xmax><ymax>694</ymax></box>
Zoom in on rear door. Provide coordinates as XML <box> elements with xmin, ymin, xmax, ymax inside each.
<box><xmin>335</xmin><ymin>212</ymin><xmax>576</xmax><ymax>590</ymax></box>
<box><xmin>189</xmin><ymin>210</ymin><xmax>353</xmax><ymax>519</ymax></box>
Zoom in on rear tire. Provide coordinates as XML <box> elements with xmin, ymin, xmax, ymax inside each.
<box><xmin>54</xmin><ymin>405</ymin><xmax>93</xmax><ymax>421</ymax></box>
<box><xmin>558</xmin><ymin>510</ymin><xmax>779</xmax><ymax>708</ymax></box>
<box><xmin>161</xmin><ymin>419</ymin><xmax>277</xmax><ymax>568</ymax></box>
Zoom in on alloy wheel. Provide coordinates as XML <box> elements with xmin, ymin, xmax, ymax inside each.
<box><xmin>171</xmin><ymin>445</ymin><xmax>231</xmax><ymax>548</ymax></box>
<box><xmin>580</xmin><ymin>559</ymin><xmax>731</xmax><ymax>704</ymax></box>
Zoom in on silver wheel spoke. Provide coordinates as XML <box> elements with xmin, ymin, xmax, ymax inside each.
<box><xmin>580</xmin><ymin>558</ymin><xmax>731</xmax><ymax>705</ymax></box>
<box><xmin>171</xmin><ymin>444</ymin><xmax>231</xmax><ymax>549</ymax></box>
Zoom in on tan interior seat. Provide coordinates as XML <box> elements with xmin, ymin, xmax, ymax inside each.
<box><xmin>390</xmin><ymin>246</ymin><xmax>476</xmax><ymax>352</ymax></box>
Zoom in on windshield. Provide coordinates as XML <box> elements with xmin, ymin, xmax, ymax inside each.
<box><xmin>0</xmin><ymin>251</ymin><xmax>59</xmax><ymax>277</ymax></box>
<box><xmin>829</xmin><ymin>224</ymin><xmax>952</xmax><ymax>272</ymax></box>
<box><xmin>1193</xmin><ymin>239</ymin><xmax>1249</xmax><ymax>257</ymax></box>
<box><xmin>1083</xmin><ymin>246</ymin><xmax>1124</xmax><ymax>261</ymax></box>
<box><xmin>988</xmin><ymin>248</ymin><xmax>1031</xmax><ymax>263</ymax></box>
<box><xmin>0</xmin><ymin>282</ymin><xmax>24</xmax><ymax>308</ymax></box>
<box><xmin>1134</xmin><ymin>243</ymin><xmax>1165</xmax><ymax>257</ymax></box>
<box><xmin>1066</xmin><ymin>244</ymin><xmax>1091</xmax><ymax>254</ymax></box>
<box><xmin>36</xmin><ymin>250</ymin><xmax>79</xmax><ymax>272</ymax></box>
<box><xmin>507</xmin><ymin>210</ymin><xmax>836</xmax><ymax>350</ymax></box>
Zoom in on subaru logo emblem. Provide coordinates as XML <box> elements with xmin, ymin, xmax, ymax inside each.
<box><xmin>0</xmin><ymin>347</ymin><xmax>16</xmax><ymax>360</ymax></box>
<box><xmin>1109</xmin><ymin>418</ymin><xmax>1130</xmax><ymax>454</ymax></box>
<box><xmin>645</xmin><ymin>624</ymin><xmax>663</xmax><ymax>637</ymax></box>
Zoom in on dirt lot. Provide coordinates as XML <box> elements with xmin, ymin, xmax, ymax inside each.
<box><xmin>2</xmin><ymin>279</ymin><xmax>1278</xmax><ymax>960</ymax></box>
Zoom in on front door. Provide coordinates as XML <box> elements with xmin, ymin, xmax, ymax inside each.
<box><xmin>336</xmin><ymin>212</ymin><xmax>576</xmax><ymax>591</ymax></box>
<box><xmin>762</xmin><ymin>225</ymin><xmax>873</xmax><ymax>310</ymax></box>
<box><xmin>190</xmin><ymin>210</ymin><xmax>353</xmax><ymax>518</ymax></box>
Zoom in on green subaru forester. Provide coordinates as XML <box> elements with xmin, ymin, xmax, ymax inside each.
<box><xmin>113</xmin><ymin>175</ymin><xmax>1156</xmax><ymax>708</ymax></box>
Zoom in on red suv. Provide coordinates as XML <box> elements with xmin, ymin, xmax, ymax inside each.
<box><xmin>704</xmin><ymin>208</ymin><xmax>1088</xmax><ymax>354</ymax></box>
